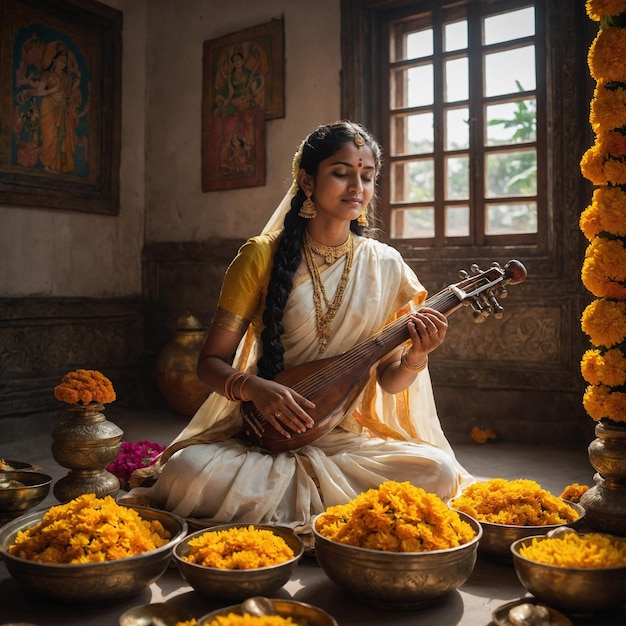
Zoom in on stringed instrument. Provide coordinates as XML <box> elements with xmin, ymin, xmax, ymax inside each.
<box><xmin>238</xmin><ymin>259</ymin><xmax>527</xmax><ymax>452</ymax></box>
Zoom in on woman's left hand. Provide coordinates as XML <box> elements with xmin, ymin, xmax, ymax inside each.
<box><xmin>405</xmin><ymin>307</ymin><xmax>448</xmax><ymax>362</ymax></box>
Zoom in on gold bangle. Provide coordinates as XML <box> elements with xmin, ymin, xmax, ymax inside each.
<box><xmin>400</xmin><ymin>351</ymin><xmax>428</xmax><ymax>373</ymax></box>
<box><xmin>224</xmin><ymin>372</ymin><xmax>246</xmax><ymax>401</ymax></box>
<box><xmin>238</xmin><ymin>374</ymin><xmax>251</xmax><ymax>401</ymax></box>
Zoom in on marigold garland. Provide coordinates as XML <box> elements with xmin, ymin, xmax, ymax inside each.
<box><xmin>581</xmin><ymin>2</ymin><xmax>626</xmax><ymax>425</ymax></box>
<box><xmin>315</xmin><ymin>480</ymin><xmax>476</xmax><ymax>552</ymax></box>
<box><xmin>203</xmin><ymin>616</ymin><xmax>296</xmax><ymax>626</ymax></box>
<box><xmin>53</xmin><ymin>369</ymin><xmax>116</xmax><ymax>405</ymax></box>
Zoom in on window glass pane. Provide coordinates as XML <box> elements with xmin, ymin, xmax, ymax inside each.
<box><xmin>445</xmin><ymin>155</ymin><xmax>469</xmax><ymax>200</ymax></box>
<box><xmin>392</xmin><ymin>113</ymin><xmax>434</xmax><ymax>155</ymax></box>
<box><xmin>391</xmin><ymin>208</ymin><xmax>435</xmax><ymax>239</ymax></box>
<box><xmin>445</xmin><ymin>205</ymin><xmax>470</xmax><ymax>237</ymax></box>
<box><xmin>486</xmin><ymin>100</ymin><xmax>536</xmax><ymax>146</ymax></box>
<box><xmin>484</xmin><ymin>46</ymin><xmax>535</xmax><ymax>97</ymax></box>
<box><xmin>445</xmin><ymin>108</ymin><xmax>470</xmax><ymax>150</ymax></box>
<box><xmin>486</xmin><ymin>202</ymin><xmax>537</xmax><ymax>235</ymax></box>
<box><xmin>484</xmin><ymin>7</ymin><xmax>535</xmax><ymax>45</ymax></box>
<box><xmin>406</xmin><ymin>29</ymin><xmax>433</xmax><ymax>59</ymax></box>
<box><xmin>391</xmin><ymin>160</ymin><xmax>435</xmax><ymax>202</ymax></box>
<box><xmin>392</xmin><ymin>65</ymin><xmax>434</xmax><ymax>108</ymax></box>
<box><xmin>445</xmin><ymin>57</ymin><xmax>468</xmax><ymax>102</ymax></box>
<box><xmin>486</xmin><ymin>149</ymin><xmax>537</xmax><ymax>197</ymax></box>
<box><xmin>445</xmin><ymin>20</ymin><xmax>467</xmax><ymax>52</ymax></box>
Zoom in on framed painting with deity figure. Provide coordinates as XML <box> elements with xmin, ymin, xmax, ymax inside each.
<box><xmin>0</xmin><ymin>0</ymin><xmax>122</xmax><ymax>215</ymax></box>
<box><xmin>202</xmin><ymin>18</ymin><xmax>285</xmax><ymax>191</ymax></box>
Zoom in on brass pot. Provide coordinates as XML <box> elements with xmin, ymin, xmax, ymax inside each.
<box><xmin>157</xmin><ymin>311</ymin><xmax>211</xmax><ymax>416</ymax></box>
<box><xmin>51</xmin><ymin>402</ymin><xmax>123</xmax><ymax>502</ymax></box>
<box><xmin>580</xmin><ymin>419</ymin><xmax>626</xmax><ymax>536</ymax></box>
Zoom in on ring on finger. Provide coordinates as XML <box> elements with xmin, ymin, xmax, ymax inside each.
<box><xmin>274</xmin><ymin>411</ymin><xmax>282</xmax><ymax>419</ymax></box>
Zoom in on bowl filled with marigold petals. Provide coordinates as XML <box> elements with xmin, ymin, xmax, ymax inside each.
<box><xmin>173</xmin><ymin>524</ymin><xmax>304</xmax><ymax>601</ymax></box>
<box><xmin>312</xmin><ymin>480</ymin><xmax>482</xmax><ymax>610</ymax></box>
<box><xmin>511</xmin><ymin>527</ymin><xmax>626</xmax><ymax>616</ymax></box>
<box><xmin>0</xmin><ymin>493</ymin><xmax>187</xmax><ymax>604</ymax></box>
<box><xmin>449</xmin><ymin>478</ymin><xmax>585</xmax><ymax>562</ymax></box>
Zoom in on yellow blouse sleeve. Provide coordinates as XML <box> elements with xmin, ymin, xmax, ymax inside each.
<box><xmin>212</xmin><ymin>232</ymin><xmax>278</xmax><ymax>332</ymax></box>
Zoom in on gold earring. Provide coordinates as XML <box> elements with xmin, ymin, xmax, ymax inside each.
<box><xmin>357</xmin><ymin>208</ymin><xmax>368</xmax><ymax>226</ymax></box>
<box><xmin>299</xmin><ymin>192</ymin><xmax>317</xmax><ymax>218</ymax></box>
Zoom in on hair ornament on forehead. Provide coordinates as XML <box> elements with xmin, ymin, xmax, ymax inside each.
<box><xmin>290</xmin><ymin>139</ymin><xmax>306</xmax><ymax>194</ymax></box>
<box><xmin>353</xmin><ymin>131</ymin><xmax>366</xmax><ymax>148</ymax></box>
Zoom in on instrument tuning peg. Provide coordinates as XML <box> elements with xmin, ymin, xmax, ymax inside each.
<box><xmin>491</xmin><ymin>261</ymin><xmax>502</xmax><ymax>269</ymax></box>
<box><xmin>487</xmin><ymin>291</ymin><xmax>504</xmax><ymax>318</ymax></box>
<box><xmin>469</xmin><ymin>298</ymin><xmax>487</xmax><ymax>323</ymax></box>
<box><xmin>458</xmin><ymin>269</ymin><xmax>469</xmax><ymax>279</ymax></box>
<box><xmin>497</xmin><ymin>285</ymin><xmax>508</xmax><ymax>299</ymax></box>
<box><xmin>470</xmin><ymin>263</ymin><xmax>481</xmax><ymax>274</ymax></box>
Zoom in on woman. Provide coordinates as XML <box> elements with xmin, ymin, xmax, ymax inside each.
<box><xmin>124</xmin><ymin>121</ymin><xmax>472</xmax><ymax>532</ymax></box>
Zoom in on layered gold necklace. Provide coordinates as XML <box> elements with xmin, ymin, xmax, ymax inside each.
<box><xmin>303</xmin><ymin>231</ymin><xmax>354</xmax><ymax>353</ymax></box>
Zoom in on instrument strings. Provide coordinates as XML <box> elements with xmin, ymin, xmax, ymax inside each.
<box><xmin>292</xmin><ymin>287</ymin><xmax>460</xmax><ymax>397</ymax></box>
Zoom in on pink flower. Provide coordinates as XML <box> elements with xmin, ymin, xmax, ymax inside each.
<box><xmin>107</xmin><ymin>440</ymin><xmax>165</xmax><ymax>489</ymax></box>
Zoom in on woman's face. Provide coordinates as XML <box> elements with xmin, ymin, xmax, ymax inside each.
<box><xmin>308</xmin><ymin>142</ymin><xmax>377</xmax><ymax>224</ymax></box>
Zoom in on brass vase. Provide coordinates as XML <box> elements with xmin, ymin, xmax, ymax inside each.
<box><xmin>157</xmin><ymin>311</ymin><xmax>211</xmax><ymax>416</ymax></box>
<box><xmin>580</xmin><ymin>419</ymin><xmax>626</xmax><ymax>536</ymax></box>
<box><xmin>51</xmin><ymin>402</ymin><xmax>123</xmax><ymax>503</ymax></box>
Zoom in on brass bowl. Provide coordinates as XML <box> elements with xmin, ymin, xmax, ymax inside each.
<box><xmin>511</xmin><ymin>532</ymin><xmax>626</xmax><ymax>616</ymax></box>
<box><xmin>0</xmin><ymin>471</ymin><xmax>52</xmax><ymax>523</ymax></box>
<box><xmin>312</xmin><ymin>511</ymin><xmax>482</xmax><ymax>610</ymax></box>
<box><xmin>198</xmin><ymin>598</ymin><xmax>337</xmax><ymax>626</ymax></box>
<box><xmin>173</xmin><ymin>523</ymin><xmax>304</xmax><ymax>601</ymax></box>
<box><xmin>0</xmin><ymin>505</ymin><xmax>187</xmax><ymax>605</ymax></box>
<box><xmin>452</xmin><ymin>500</ymin><xmax>585</xmax><ymax>562</ymax></box>
<box><xmin>0</xmin><ymin>460</ymin><xmax>36</xmax><ymax>471</ymax></box>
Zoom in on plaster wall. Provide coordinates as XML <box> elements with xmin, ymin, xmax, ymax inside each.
<box><xmin>0</xmin><ymin>0</ymin><xmax>147</xmax><ymax>298</ymax></box>
<box><xmin>144</xmin><ymin>0</ymin><xmax>341</xmax><ymax>242</ymax></box>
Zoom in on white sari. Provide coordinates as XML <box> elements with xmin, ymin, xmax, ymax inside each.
<box><xmin>122</xmin><ymin>236</ymin><xmax>472</xmax><ymax>531</ymax></box>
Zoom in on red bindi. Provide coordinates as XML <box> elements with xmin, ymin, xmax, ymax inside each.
<box><xmin>357</xmin><ymin>158</ymin><xmax>363</xmax><ymax>167</ymax></box>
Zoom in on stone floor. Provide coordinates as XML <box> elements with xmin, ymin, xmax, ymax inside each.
<box><xmin>1</xmin><ymin>407</ymin><xmax>625</xmax><ymax>626</ymax></box>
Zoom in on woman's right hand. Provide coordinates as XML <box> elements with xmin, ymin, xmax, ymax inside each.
<box><xmin>243</xmin><ymin>376</ymin><xmax>315</xmax><ymax>439</ymax></box>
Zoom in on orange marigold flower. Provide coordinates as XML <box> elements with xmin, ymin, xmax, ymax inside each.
<box><xmin>581</xmin><ymin>347</ymin><xmax>626</xmax><ymax>386</ymax></box>
<box><xmin>582</xmin><ymin>298</ymin><xmax>626</xmax><ymax>347</ymax></box>
<box><xmin>588</xmin><ymin>27</ymin><xmax>626</xmax><ymax>83</ymax></box>
<box><xmin>590</xmin><ymin>82</ymin><xmax>626</xmax><ymax>133</ymax></box>
<box><xmin>580</xmin><ymin>145</ymin><xmax>608</xmax><ymax>185</ymax></box>
<box><xmin>559</xmin><ymin>483</ymin><xmax>590</xmax><ymax>504</ymax></box>
<box><xmin>54</xmin><ymin>369</ymin><xmax>116</xmax><ymax>405</ymax></box>
<box><xmin>470</xmin><ymin>426</ymin><xmax>497</xmax><ymax>444</ymax></box>
<box><xmin>586</xmin><ymin>0</ymin><xmax>626</xmax><ymax>21</ymax></box>
<box><xmin>580</xmin><ymin>187</ymin><xmax>626</xmax><ymax>241</ymax></box>
<box><xmin>598</xmin><ymin>130</ymin><xmax>626</xmax><ymax>157</ymax></box>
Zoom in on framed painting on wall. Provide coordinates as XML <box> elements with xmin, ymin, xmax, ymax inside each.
<box><xmin>0</xmin><ymin>0</ymin><xmax>122</xmax><ymax>215</ymax></box>
<box><xmin>202</xmin><ymin>18</ymin><xmax>285</xmax><ymax>191</ymax></box>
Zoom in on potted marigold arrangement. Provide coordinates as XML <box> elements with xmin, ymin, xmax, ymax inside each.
<box><xmin>51</xmin><ymin>369</ymin><xmax>123</xmax><ymax>503</ymax></box>
<box><xmin>579</xmin><ymin>0</ymin><xmax>626</xmax><ymax>535</ymax></box>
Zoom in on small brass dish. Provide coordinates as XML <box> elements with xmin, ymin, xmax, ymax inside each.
<box><xmin>173</xmin><ymin>523</ymin><xmax>304</xmax><ymax>602</ymax></box>
<box><xmin>119</xmin><ymin>602</ymin><xmax>193</xmax><ymax>626</ymax></box>
<box><xmin>492</xmin><ymin>598</ymin><xmax>573</xmax><ymax>626</ymax></box>
<box><xmin>511</xmin><ymin>531</ymin><xmax>626</xmax><ymax>616</ymax></box>
<box><xmin>198</xmin><ymin>598</ymin><xmax>337</xmax><ymax>626</ymax></box>
<box><xmin>0</xmin><ymin>505</ymin><xmax>187</xmax><ymax>604</ymax></box>
<box><xmin>312</xmin><ymin>510</ymin><xmax>482</xmax><ymax>610</ymax></box>
<box><xmin>0</xmin><ymin>471</ymin><xmax>52</xmax><ymax>523</ymax></box>
<box><xmin>0</xmin><ymin>460</ymin><xmax>36</xmax><ymax>471</ymax></box>
<box><xmin>452</xmin><ymin>500</ymin><xmax>585</xmax><ymax>563</ymax></box>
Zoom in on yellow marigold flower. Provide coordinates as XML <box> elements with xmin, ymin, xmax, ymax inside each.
<box><xmin>470</xmin><ymin>426</ymin><xmax>497</xmax><ymax>444</ymax></box>
<box><xmin>605</xmin><ymin>387</ymin><xmax>626</xmax><ymax>422</ymax></box>
<box><xmin>584</xmin><ymin>237</ymin><xmax>626</xmax><ymax>282</ymax></box>
<box><xmin>581</xmin><ymin>346</ymin><xmax>626</xmax><ymax>386</ymax></box>
<box><xmin>586</xmin><ymin>0</ymin><xmax>626</xmax><ymax>21</ymax></box>
<box><xmin>315</xmin><ymin>480</ymin><xmax>476</xmax><ymax>552</ymax></box>
<box><xmin>590</xmin><ymin>82</ymin><xmax>626</xmax><ymax>133</ymax></box>
<box><xmin>580</xmin><ymin>145</ymin><xmax>607</xmax><ymax>185</ymax></box>
<box><xmin>588</xmin><ymin>27</ymin><xmax>626</xmax><ymax>83</ymax></box>
<box><xmin>583</xmin><ymin>383</ymin><xmax>612</xmax><ymax>420</ymax></box>
<box><xmin>598</xmin><ymin>129</ymin><xmax>626</xmax><ymax>157</ymax></box>
<box><xmin>582</xmin><ymin>299</ymin><xmax>626</xmax><ymax>347</ymax></box>
<box><xmin>8</xmin><ymin>494</ymin><xmax>171</xmax><ymax>563</ymax></box>
<box><xmin>204</xmin><ymin>616</ymin><xmax>296</xmax><ymax>626</ymax></box>
<box><xmin>174</xmin><ymin>621</ymin><xmax>197</xmax><ymax>626</ymax></box>
<box><xmin>450</xmin><ymin>478</ymin><xmax>579</xmax><ymax>526</ymax></box>
<box><xmin>519</xmin><ymin>532</ymin><xmax>626</xmax><ymax>568</ymax></box>
<box><xmin>581</xmin><ymin>348</ymin><xmax>604</xmax><ymax>385</ymax></box>
<box><xmin>54</xmin><ymin>369</ymin><xmax>116</xmax><ymax>405</ymax></box>
<box><xmin>603</xmin><ymin>157</ymin><xmax>626</xmax><ymax>186</ymax></box>
<box><xmin>580</xmin><ymin>187</ymin><xmax>626</xmax><ymax>241</ymax></box>
<box><xmin>182</xmin><ymin>526</ymin><xmax>294</xmax><ymax>570</ymax></box>
<box><xmin>559</xmin><ymin>483</ymin><xmax>590</xmax><ymax>504</ymax></box>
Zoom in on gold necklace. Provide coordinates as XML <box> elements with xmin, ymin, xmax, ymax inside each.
<box><xmin>303</xmin><ymin>232</ymin><xmax>354</xmax><ymax>353</ymax></box>
<box><xmin>304</xmin><ymin>230</ymin><xmax>352</xmax><ymax>265</ymax></box>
